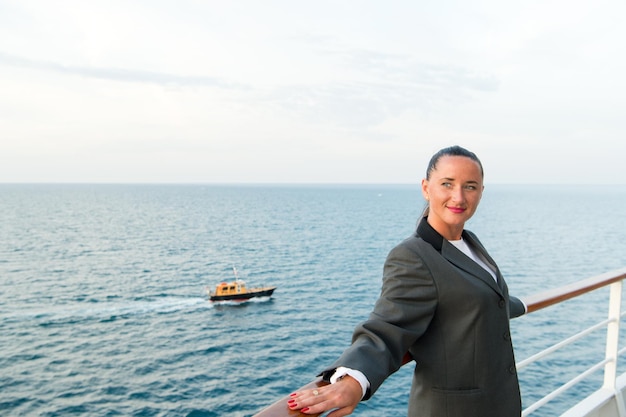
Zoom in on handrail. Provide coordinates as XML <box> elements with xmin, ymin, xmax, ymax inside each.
<box><xmin>253</xmin><ymin>267</ymin><xmax>626</xmax><ymax>417</ymax></box>
<box><xmin>253</xmin><ymin>379</ymin><xmax>329</xmax><ymax>417</ymax></box>
<box><xmin>521</xmin><ymin>268</ymin><xmax>626</xmax><ymax>313</ymax></box>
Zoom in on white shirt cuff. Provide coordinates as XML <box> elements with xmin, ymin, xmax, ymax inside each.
<box><xmin>330</xmin><ymin>366</ymin><xmax>369</xmax><ymax>399</ymax></box>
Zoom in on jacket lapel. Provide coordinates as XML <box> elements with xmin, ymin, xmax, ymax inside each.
<box><xmin>416</xmin><ymin>217</ymin><xmax>504</xmax><ymax>295</ymax></box>
<box><xmin>462</xmin><ymin>231</ymin><xmax>506</xmax><ymax>293</ymax></box>
<box><xmin>441</xmin><ymin>239</ymin><xmax>503</xmax><ymax>296</ymax></box>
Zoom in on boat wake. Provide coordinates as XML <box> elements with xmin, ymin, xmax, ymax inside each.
<box><xmin>209</xmin><ymin>296</ymin><xmax>274</xmax><ymax>306</ymax></box>
<box><xmin>2</xmin><ymin>296</ymin><xmax>210</xmax><ymax>327</ymax></box>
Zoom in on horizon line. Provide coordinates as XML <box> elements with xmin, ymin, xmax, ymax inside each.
<box><xmin>1</xmin><ymin>181</ymin><xmax>624</xmax><ymax>186</ymax></box>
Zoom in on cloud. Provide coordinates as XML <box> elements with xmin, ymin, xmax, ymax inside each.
<box><xmin>332</xmin><ymin>48</ymin><xmax>500</xmax><ymax>92</ymax></box>
<box><xmin>264</xmin><ymin>48</ymin><xmax>500</xmax><ymax>128</ymax></box>
<box><xmin>0</xmin><ymin>51</ymin><xmax>246</xmax><ymax>89</ymax></box>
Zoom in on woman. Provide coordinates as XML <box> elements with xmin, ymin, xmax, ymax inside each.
<box><xmin>288</xmin><ymin>146</ymin><xmax>526</xmax><ymax>417</ymax></box>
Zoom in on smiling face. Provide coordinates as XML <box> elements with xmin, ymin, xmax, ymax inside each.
<box><xmin>421</xmin><ymin>155</ymin><xmax>484</xmax><ymax>240</ymax></box>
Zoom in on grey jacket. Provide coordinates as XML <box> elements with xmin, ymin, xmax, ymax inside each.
<box><xmin>324</xmin><ymin>217</ymin><xmax>525</xmax><ymax>416</ymax></box>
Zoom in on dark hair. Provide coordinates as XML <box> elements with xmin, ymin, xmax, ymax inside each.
<box><xmin>425</xmin><ymin>145</ymin><xmax>484</xmax><ymax>180</ymax></box>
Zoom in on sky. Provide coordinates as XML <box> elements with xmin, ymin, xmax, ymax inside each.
<box><xmin>1</xmin><ymin>0</ymin><xmax>625</xmax><ymax>185</ymax></box>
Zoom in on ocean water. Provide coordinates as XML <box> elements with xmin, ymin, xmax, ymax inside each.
<box><xmin>1</xmin><ymin>183</ymin><xmax>626</xmax><ymax>417</ymax></box>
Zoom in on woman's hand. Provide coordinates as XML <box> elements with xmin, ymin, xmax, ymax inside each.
<box><xmin>287</xmin><ymin>375</ymin><xmax>362</xmax><ymax>417</ymax></box>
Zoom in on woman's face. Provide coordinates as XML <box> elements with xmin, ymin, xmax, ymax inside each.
<box><xmin>421</xmin><ymin>155</ymin><xmax>484</xmax><ymax>240</ymax></box>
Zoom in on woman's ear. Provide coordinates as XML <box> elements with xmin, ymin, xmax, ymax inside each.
<box><xmin>421</xmin><ymin>178</ymin><xmax>429</xmax><ymax>200</ymax></box>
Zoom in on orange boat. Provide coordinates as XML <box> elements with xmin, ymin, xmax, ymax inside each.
<box><xmin>208</xmin><ymin>268</ymin><xmax>276</xmax><ymax>302</ymax></box>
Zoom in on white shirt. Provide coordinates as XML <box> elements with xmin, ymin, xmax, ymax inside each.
<box><xmin>448</xmin><ymin>238</ymin><xmax>498</xmax><ymax>283</ymax></box>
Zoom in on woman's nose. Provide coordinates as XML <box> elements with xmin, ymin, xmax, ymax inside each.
<box><xmin>450</xmin><ymin>187</ymin><xmax>465</xmax><ymax>203</ymax></box>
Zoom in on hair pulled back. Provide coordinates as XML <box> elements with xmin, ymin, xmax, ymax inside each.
<box><xmin>425</xmin><ymin>145</ymin><xmax>484</xmax><ymax>180</ymax></box>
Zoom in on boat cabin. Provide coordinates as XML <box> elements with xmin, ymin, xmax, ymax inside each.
<box><xmin>214</xmin><ymin>281</ymin><xmax>246</xmax><ymax>296</ymax></box>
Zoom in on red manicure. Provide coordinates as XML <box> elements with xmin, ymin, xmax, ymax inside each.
<box><xmin>301</xmin><ymin>408</ymin><xmax>310</xmax><ymax>412</ymax></box>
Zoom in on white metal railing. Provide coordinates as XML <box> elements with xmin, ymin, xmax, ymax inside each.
<box><xmin>519</xmin><ymin>269</ymin><xmax>626</xmax><ymax>416</ymax></box>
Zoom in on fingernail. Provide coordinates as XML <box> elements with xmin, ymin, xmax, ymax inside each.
<box><xmin>288</xmin><ymin>402</ymin><xmax>297</xmax><ymax>408</ymax></box>
<box><xmin>287</xmin><ymin>399</ymin><xmax>295</xmax><ymax>404</ymax></box>
<box><xmin>301</xmin><ymin>408</ymin><xmax>310</xmax><ymax>412</ymax></box>
<box><xmin>289</xmin><ymin>393</ymin><xmax>297</xmax><ymax>397</ymax></box>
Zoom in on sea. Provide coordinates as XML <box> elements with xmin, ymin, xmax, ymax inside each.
<box><xmin>1</xmin><ymin>183</ymin><xmax>626</xmax><ymax>417</ymax></box>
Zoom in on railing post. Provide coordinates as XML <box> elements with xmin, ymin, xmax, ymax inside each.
<box><xmin>603</xmin><ymin>281</ymin><xmax>622</xmax><ymax>389</ymax></box>
<box><xmin>603</xmin><ymin>281</ymin><xmax>626</xmax><ymax>417</ymax></box>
